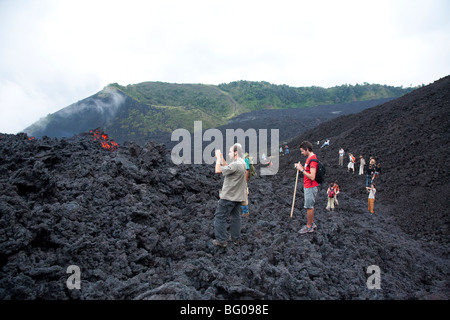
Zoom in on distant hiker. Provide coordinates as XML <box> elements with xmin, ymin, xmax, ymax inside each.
<box><xmin>285</xmin><ymin>145</ymin><xmax>289</xmax><ymax>155</ymax></box>
<box><xmin>372</xmin><ymin>163</ymin><xmax>381</xmax><ymax>181</ymax></box>
<box><xmin>320</xmin><ymin>139</ymin><xmax>330</xmax><ymax>148</ymax></box>
<box><xmin>339</xmin><ymin>148</ymin><xmax>345</xmax><ymax>166</ymax></box>
<box><xmin>359</xmin><ymin>155</ymin><xmax>366</xmax><ymax>175</ymax></box>
<box><xmin>241</xmin><ymin>152</ymin><xmax>251</xmax><ymax>217</ymax></box>
<box><xmin>366</xmin><ymin>163</ymin><xmax>376</xmax><ymax>187</ymax></box>
<box><xmin>279</xmin><ymin>146</ymin><xmax>283</xmax><ymax>156</ymax></box>
<box><xmin>347</xmin><ymin>153</ymin><xmax>355</xmax><ymax>173</ymax></box>
<box><xmin>326</xmin><ymin>182</ymin><xmax>336</xmax><ymax>211</ymax></box>
<box><xmin>333</xmin><ymin>180</ymin><xmax>340</xmax><ymax>206</ymax></box>
<box><xmin>366</xmin><ymin>183</ymin><xmax>376</xmax><ymax>214</ymax></box>
<box><xmin>213</xmin><ymin>144</ymin><xmax>247</xmax><ymax>247</ymax></box>
<box><xmin>294</xmin><ymin>141</ymin><xmax>319</xmax><ymax>234</ymax></box>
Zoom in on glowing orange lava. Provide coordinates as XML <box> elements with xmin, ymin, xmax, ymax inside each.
<box><xmin>89</xmin><ymin>129</ymin><xmax>119</xmax><ymax>151</ymax></box>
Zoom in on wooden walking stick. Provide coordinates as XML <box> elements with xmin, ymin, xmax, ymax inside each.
<box><xmin>290</xmin><ymin>168</ymin><xmax>300</xmax><ymax>219</ymax></box>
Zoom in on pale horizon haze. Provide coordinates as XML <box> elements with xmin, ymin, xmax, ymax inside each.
<box><xmin>0</xmin><ymin>0</ymin><xmax>449</xmax><ymax>133</ymax></box>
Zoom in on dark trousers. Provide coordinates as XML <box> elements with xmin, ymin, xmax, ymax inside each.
<box><xmin>214</xmin><ymin>199</ymin><xmax>242</xmax><ymax>242</ymax></box>
<box><xmin>366</xmin><ymin>175</ymin><xmax>373</xmax><ymax>187</ymax></box>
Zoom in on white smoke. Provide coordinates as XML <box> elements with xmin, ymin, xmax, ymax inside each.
<box><xmin>22</xmin><ymin>86</ymin><xmax>126</xmax><ymax>136</ymax></box>
<box><xmin>59</xmin><ymin>86</ymin><xmax>125</xmax><ymax>121</ymax></box>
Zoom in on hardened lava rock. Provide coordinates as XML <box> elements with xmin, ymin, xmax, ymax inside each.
<box><xmin>0</xmin><ymin>76</ymin><xmax>449</xmax><ymax>300</ymax></box>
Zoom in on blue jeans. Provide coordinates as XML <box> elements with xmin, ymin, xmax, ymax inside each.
<box><xmin>214</xmin><ymin>199</ymin><xmax>242</xmax><ymax>242</ymax></box>
<box><xmin>366</xmin><ymin>175</ymin><xmax>373</xmax><ymax>187</ymax></box>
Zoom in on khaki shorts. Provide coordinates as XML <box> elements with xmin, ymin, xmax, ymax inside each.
<box><xmin>304</xmin><ymin>186</ymin><xmax>319</xmax><ymax>209</ymax></box>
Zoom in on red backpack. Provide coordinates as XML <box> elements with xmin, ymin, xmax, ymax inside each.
<box><xmin>328</xmin><ymin>187</ymin><xmax>335</xmax><ymax>198</ymax></box>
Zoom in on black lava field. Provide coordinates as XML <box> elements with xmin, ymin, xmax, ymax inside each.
<box><xmin>0</xmin><ymin>77</ymin><xmax>449</xmax><ymax>300</ymax></box>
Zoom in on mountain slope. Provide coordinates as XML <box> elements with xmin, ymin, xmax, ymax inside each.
<box><xmin>277</xmin><ymin>75</ymin><xmax>450</xmax><ymax>243</ymax></box>
<box><xmin>23</xmin><ymin>81</ymin><xmax>414</xmax><ymax>144</ymax></box>
<box><xmin>0</xmin><ymin>77</ymin><xmax>448</xmax><ymax>300</ymax></box>
<box><xmin>24</xmin><ymin>87</ymin><xmax>127</xmax><ymax>139</ymax></box>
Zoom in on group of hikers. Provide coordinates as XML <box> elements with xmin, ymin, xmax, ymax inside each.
<box><xmin>279</xmin><ymin>145</ymin><xmax>290</xmax><ymax>155</ymax></box>
<box><xmin>212</xmin><ymin>140</ymin><xmax>323</xmax><ymax>247</ymax></box>
<box><xmin>338</xmin><ymin>147</ymin><xmax>381</xmax><ymax>215</ymax></box>
<box><xmin>339</xmin><ymin>147</ymin><xmax>381</xmax><ymax>179</ymax></box>
<box><xmin>211</xmin><ymin>140</ymin><xmax>383</xmax><ymax>247</ymax></box>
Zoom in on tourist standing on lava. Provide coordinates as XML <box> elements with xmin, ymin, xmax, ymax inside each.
<box><xmin>294</xmin><ymin>141</ymin><xmax>320</xmax><ymax>234</ymax></box>
<box><xmin>212</xmin><ymin>143</ymin><xmax>247</xmax><ymax>247</ymax></box>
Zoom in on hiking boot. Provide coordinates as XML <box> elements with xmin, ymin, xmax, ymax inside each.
<box><xmin>242</xmin><ymin>212</ymin><xmax>249</xmax><ymax>217</ymax></box>
<box><xmin>312</xmin><ymin>222</ymin><xmax>317</xmax><ymax>230</ymax></box>
<box><xmin>212</xmin><ymin>239</ymin><xmax>227</xmax><ymax>248</ymax></box>
<box><xmin>298</xmin><ymin>225</ymin><xmax>315</xmax><ymax>234</ymax></box>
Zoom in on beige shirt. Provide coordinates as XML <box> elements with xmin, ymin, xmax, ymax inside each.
<box><xmin>219</xmin><ymin>158</ymin><xmax>247</xmax><ymax>202</ymax></box>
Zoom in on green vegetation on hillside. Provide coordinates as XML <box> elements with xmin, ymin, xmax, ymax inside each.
<box><xmin>108</xmin><ymin>104</ymin><xmax>221</xmax><ymax>137</ymax></box>
<box><xmin>109</xmin><ymin>82</ymin><xmax>239</xmax><ymax>121</ymax></box>
<box><xmin>217</xmin><ymin>80</ymin><xmax>413</xmax><ymax>110</ymax></box>
<box><xmin>107</xmin><ymin>80</ymin><xmax>414</xmax><ymax>136</ymax></box>
<box><xmin>25</xmin><ymin>80</ymin><xmax>414</xmax><ymax>143</ymax></box>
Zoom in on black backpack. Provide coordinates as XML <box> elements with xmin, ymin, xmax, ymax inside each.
<box><xmin>307</xmin><ymin>158</ymin><xmax>326</xmax><ymax>184</ymax></box>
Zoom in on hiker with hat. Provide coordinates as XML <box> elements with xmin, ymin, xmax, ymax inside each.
<box><xmin>213</xmin><ymin>143</ymin><xmax>247</xmax><ymax>247</ymax></box>
<box><xmin>359</xmin><ymin>155</ymin><xmax>366</xmax><ymax>175</ymax></box>
<box><xmin>294</xmin><ymin>141</ymin><xmax>319</xmax><ymax>234</ymax></box>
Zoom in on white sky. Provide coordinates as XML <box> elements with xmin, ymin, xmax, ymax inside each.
<box><xmin>0</xmin><ymin>0</ymin><xmax>449</xmax><ymax>134</ymax></box>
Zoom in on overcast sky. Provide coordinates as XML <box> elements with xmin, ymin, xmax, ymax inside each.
<box><xmin>0</xmin><ymin>0</ymin><xmax>449</xmax><ymax>134</ymax></box>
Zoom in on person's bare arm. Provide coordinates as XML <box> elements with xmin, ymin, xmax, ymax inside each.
<box><xmin>215</xmin><ymin>150</ymin><xmax>228</xmax><ymax>173</ymax></box>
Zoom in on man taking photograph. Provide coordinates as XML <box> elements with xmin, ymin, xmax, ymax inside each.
<box><xmin>213</xmin><ymin>144</ymin><xmax>247</xmax><ymax>247</ymax></box>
